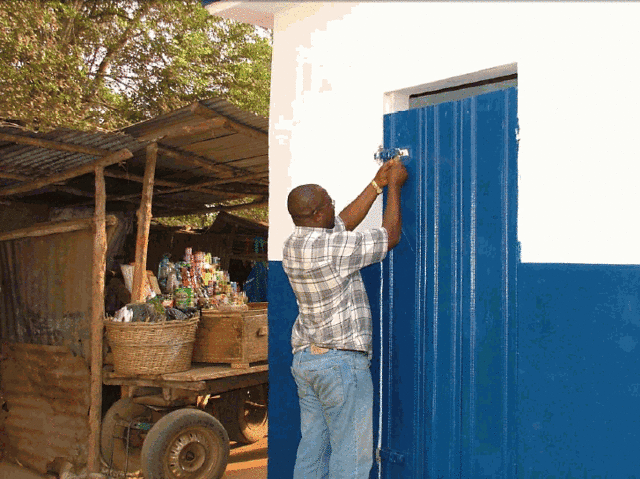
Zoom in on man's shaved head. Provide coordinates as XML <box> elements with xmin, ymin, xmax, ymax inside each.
<box><xmin>287</xmin><ymin>184</ymin><xmax>334</xmax><ymax>228</ymax></box>
<box><xmin>288</xmin><ymin>184</ymin><xmax>324</xmax><ymax>217</ymax></box>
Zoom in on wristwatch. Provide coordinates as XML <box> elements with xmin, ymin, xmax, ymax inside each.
<box><xmin>371</xmin><ymin>180</ymin><xmax>383</xmax><ymax>195</ymax></box>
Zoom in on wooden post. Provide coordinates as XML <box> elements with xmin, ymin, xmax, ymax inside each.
<box><xmin>88</xmin><ymin>166</ymin><xmax>107</xmax><ymax>474</ymax></box>
<box><xmin>132</xmin><ymin>143</ymin><xmax>157</xmax><ymax>302</ymax></box>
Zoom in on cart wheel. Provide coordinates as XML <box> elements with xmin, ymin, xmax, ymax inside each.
<box><xmin>217</xmin><ymin>384</ymin><xmax>268</xmax><ymax>444</ymax></box>
<box><xmin>100</xmin><ymin>397</ymin><xmax>153</xmax><ymax>472</ymax></box>
<box><xmin>141</xmin><ymin>408</ymin><xmax>229</xmax><ymax>479</ymax></box>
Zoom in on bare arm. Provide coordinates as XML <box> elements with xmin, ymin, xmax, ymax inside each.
<box><xmin>381</xmin><ymin>162</ymin><xmax>407</xmax><ymax>249</ymax></box>
<box><xmin>339</xmin><ymin>161</ymin><xmax>394</xmax><ymax>231</ymax></box>
<box><xmin>382</xmin><ymin>183</ymin><xmax>402</xmax><ymax>249</ymax></box>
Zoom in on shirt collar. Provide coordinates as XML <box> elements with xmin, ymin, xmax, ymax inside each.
<box><xmin>293</xmin><ymin>215</ymin><xmax>342</xmax><ymax>235</ymax></box>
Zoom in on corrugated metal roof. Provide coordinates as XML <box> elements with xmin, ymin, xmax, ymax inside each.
<box><xmin>124</xmin><ymin>97</ymin><xmax>268</xmax><ymax>138</ymax></box>
<box><xmin>0</xmin><ymin>127</ymin><xmax>145</xmax><ymax>178</ymax></box>
<box><xmin>0</xmin><ymin>97</ymin><xmax>268</xmax><ymax>218</ymax></box>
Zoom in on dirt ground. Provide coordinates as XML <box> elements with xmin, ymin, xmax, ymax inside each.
<box><xmin>0</xmin><ymin>461</ymin><xmax>46</xmax><ymax>479</ymax></box>
<box><xmin>0</xmin><ymin>437</ymin><xmax>267</xmax><ymax>479</ymax></box>
<box><xmin>223</xmin><ymin>437</ymin><xmax>267</xmax><ymax>479</ymax></box>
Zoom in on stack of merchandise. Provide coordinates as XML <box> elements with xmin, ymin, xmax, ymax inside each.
<box><xmin>157</xmin><ymin>248</ymin><xmax>247</xmax><ymax>310</ymax></box>
<box><xmin>109</xmin><ymin>298</ymin><xmax>198</xmax><ymax>323</ymax></box>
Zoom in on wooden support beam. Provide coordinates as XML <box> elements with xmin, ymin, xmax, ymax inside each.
<box><xmin>0</xmin><ymin>215</ymin><xmax>117</xmax><ymax>242</ymax></box>
<box><xmin>148</xmin><ymin>171</ymin><xmax>269</xmax><ymax>198</ymax></box>
<box><xmin>131</xmin><ymin>143</ymin><xmax>157</xmax><ymax>302</ymax></box>
<box><xmin>0</xmin><ymin>171</ymin><xmax>29</xmax><ymax>181</ymax></box>
<box><xmin>53</xmin><ymin>185</ymin><xmax>95</xmax><ymax>198</ymax></box>
<box><xmin>196</xmin><ymin>171</ymin><xmax>268</xmax><ymax>188</ymax></box>
<box><xmin>157</xmin><ymin>145</ymin><xmax>232</xmax><ymax>175</ymax></box>
<box><xmin>0</xmin><ymin>131</ymin><xmax>118</xmax><ymax>157</ymax></box>
<box><xmin>95</xmin><ymin>186</ymin><xmax>243</xmax><ymax>207</ymax></box>
<box><xmin>155</xmin><ymin>145</ymin><xmax>266</xmax><ymax>188</ymax></box>
<box><xmin>104</xmin><ymin>168</ymin><xmax>255</xmax><ymax>196</ymax></box>
<box><xmin>190</xmin><ymin>103</ymin><xmax>268</xmax><ymax>141</ymax></box>
<box><xmin>136</xmin><ymin>118</ymin><xmax>229</xmax><ymax>142</ymax></box>
<box><xmin>88</xmin><ymin>166</ymin><xmax>107</xmax><ymax>474</ymax></box>
<box><xmin>104</xmin><ymin>169</ymin><xmax>182</xmax><ymax>188</ymax></box>
<box><xmin>0</xmin><ymin>149</ymin><xmax>132</xmax><ymax>197</ymax></box>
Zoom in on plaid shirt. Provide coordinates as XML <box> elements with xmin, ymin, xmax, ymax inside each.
<box><xmin>283</xmin><ymin>216</ymin><xmax>388</xmax><ymax>354</ymax></box>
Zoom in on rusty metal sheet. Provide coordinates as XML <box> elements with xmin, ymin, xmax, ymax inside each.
<box><xmin>0</xmin><ymin>228</ymin><xmax>94</xmax><ymax>357</ymax></box>
<box><xmin>0</xmin><ymin>342</ymin><xmax>90</xmax><ymax>474</ymax></box>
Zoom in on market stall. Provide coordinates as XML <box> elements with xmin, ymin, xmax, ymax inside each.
<box><xmin>0</xmin><ymin>97</ymin><xmax>269</xmax><ymax>478</ymax></box>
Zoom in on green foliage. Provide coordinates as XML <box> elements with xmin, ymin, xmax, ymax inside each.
<box><xmin>235</xmin><ymin>204</ymin><xmax>268</xmax><ymax>224</ymax></box>
<box><xmin>0</xmin><ymin>0</ymin><xmax>271</xmax><ymax>131</ymax></box>
<box><xmin>153</xmin><ymin>199</ymin><xmax>268</xmax><ymax>228</ymax></box>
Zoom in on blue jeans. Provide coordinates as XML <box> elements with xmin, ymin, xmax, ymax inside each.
<box><xmin>291</xmin><ymin>348</ymin><xmax>373</xmax><ymax>479</ymax></box>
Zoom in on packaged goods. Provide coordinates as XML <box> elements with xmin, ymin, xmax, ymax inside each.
<box><xmin>157</xmin><ymin>248</ymin><xmax>247</xmax><ymax>310</ymax></box>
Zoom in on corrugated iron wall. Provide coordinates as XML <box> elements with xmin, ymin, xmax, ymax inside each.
<box><xmin>0</xmin><ymin>342</ymin><xmax>90</xmax><ymax>473</ymax></box>
<box><xmin>0</xmin><ymin>228</ymin><xmax>94</xmax><ymax>357</ymax></box>
<box><xmin>0</xmin><ymin>219</ymin><xmax>120</xmax><ymax>472</ymax></box>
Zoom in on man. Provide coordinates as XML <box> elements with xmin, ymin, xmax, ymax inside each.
<box><xmin>283</xmin><ymin>159</ymin><xmax>408</xmax><ymax>479</ymax></box>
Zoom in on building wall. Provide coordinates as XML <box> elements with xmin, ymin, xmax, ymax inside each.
<box><xmin>268</xmin><ymin>2</ymin><xmax>640</xmax><ymax>265</ymax></box>
<box><xmin>261</xmin><ymin>3</ymin><xmax>640</xmax><ymax>477</ymax></box>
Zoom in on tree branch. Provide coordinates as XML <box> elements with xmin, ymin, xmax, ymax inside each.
<box><xmin>85</xmin><ymin>2</ymin><xmax>153</xmax><ymax>103</ymax></box>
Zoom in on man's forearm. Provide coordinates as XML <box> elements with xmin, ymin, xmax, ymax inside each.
<box><xmin>381</xmin><ymin>184</ymin><xmax>402</xmax><ymax>248</ymax></box>
<box><xmin>338</xmin><ymin>182</ymin><xmax>380</xmax><ymax>231</ymax></box>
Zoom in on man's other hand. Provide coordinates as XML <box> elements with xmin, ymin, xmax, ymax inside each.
<box><xmin>388</xmin><ymin>160</ymin><xmax>408</xmax><ymax>187</ymax></box>
<box><xmin>373</xmin><ymin>160</ymin><xmax>395</xmax><ymax>188</ymax></box>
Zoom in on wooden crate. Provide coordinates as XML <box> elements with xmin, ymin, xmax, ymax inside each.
<box><xmin>192</xmin><ymin>304</ymin><xmax>268</xmax><ymax>368</ymax></box>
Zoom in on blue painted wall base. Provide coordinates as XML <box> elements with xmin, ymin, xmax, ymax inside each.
<box><xmin>269</xmin><ymin>261</ymin><xmax>640</xmax><ymax>478</ymax></box>
<box><xmin>517</xmin><ymin>263</ymin><xmax>640</xmax><ymax>479</ymax></box>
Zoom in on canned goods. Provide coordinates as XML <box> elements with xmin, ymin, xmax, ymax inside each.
<box><xmin>174</xmin><ymin>287</ymin><xmax>193</xmax><ymax>309</ymax></box>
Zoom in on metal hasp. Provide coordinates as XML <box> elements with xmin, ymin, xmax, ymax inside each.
<box><xmin>374</xmin><ymin>147</ymin><xmax>409</xmax><ymax>163</ymax></box>
<box><xmin>374</xmin><ymin>88</ymin><xmax>518</xmax><ymax>478</ymax></box>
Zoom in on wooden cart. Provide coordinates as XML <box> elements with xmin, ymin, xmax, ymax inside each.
<box><xmin>100</xmin><ymin>305</ymin><xmax>269</xmax><ymax>479</ymax></box>
<box><xmin>101</xmin><ymin>361</ymin><xmax>268</xmax><ymax>479</ymax></box>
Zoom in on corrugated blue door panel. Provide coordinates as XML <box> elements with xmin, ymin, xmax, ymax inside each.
<box><xmin>374</xmin><ymin>88</ymin><xmax>518</xmax><ymax>479</ymax></box>
<box><xmin>518</xmin><ymin>263</ymin><xmax>640</xmax><ymax>479</ymax></box>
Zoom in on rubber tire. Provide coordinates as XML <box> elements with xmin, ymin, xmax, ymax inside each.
<box><xmin>141</xmin><ymin>408</ymin><xmax>230</xmax><ymax>479</ymax></box>
<box><xmin>100</xmin><ymin>397</ymin><xmax>152</xmax><ymax>472</ymax></box>
<box><xmin>217</xmin><ymin>384</ymin><xmax>268</xmax><ymax>444</ymax></box>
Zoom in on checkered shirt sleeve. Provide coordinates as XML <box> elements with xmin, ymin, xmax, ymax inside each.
<box><xmin>283</xmin><ymin>216</ymin><xmax>388</xmax><ymax>353</ymax></box>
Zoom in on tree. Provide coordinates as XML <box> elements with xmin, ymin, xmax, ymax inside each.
<box><xmin>153</xmin><ymin>196</ymin><xmax>268</xmax><ymax>228</ymax></box>
<box><xmin>0</xmin><ymin>0</ymin><xmax>271</xmax><ymax>132</ymax></box>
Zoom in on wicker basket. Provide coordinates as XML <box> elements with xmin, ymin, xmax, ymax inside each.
<box><xmin>104</xmin><ymin>317</ymin><xmax>199</xmax><ymax>375</ymax></box>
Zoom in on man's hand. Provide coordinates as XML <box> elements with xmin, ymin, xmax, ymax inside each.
<box><xmin>373</xmin><ymin>160</ymin><xmax>395</xmax><ymax>188</ymax></box>
<box><xmin>388</xmin><ymin>160</ymin><xmax>408</xmax><ymax>188</ymax></box>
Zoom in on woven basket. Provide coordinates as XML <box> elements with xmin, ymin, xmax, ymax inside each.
<box><xmin>105</xmin><ymin>317</ymin><xmax>199</xmax><ymax>375</ymax></box>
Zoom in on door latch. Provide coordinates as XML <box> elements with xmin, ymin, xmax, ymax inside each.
<box><xmin>374</xmin><ymin>147</ymin><xmax>409</xmax><ymax>164</ymax></box>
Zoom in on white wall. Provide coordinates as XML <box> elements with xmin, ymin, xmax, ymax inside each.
<box><xmin>268</xmin><ymin>2</ymin><xmax>640</xmax><ymax>264</ymax></box>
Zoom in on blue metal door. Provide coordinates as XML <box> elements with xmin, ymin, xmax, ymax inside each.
<box><xmin>374</xmin><ymin>88</ymin><xmax>519</xmax><ymax>479</ymax></box>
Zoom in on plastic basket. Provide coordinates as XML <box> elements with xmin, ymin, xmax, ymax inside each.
<box><xmin>104</xmin><ymin>317</ymin><xmax>199</xmax><ymax>375</ymax></box>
